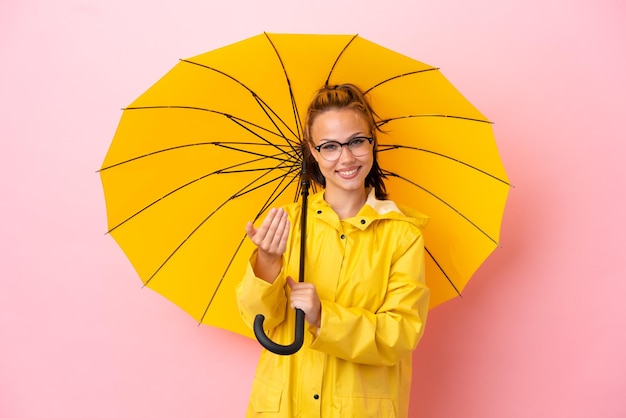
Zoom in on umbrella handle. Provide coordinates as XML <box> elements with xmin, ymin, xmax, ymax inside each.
<box><xmin>253</xmin><ymin>309</ymin><xmax>305</xmax><ymax>355</ymax></box>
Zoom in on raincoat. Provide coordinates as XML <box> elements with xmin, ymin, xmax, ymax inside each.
<box><xmin>237</xmin><ymin>190</ymin><xmax>430</xmax><ymax>418</ymax></box>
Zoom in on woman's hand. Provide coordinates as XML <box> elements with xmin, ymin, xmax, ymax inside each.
<box><xmin>287</xmin><ymin>277</ymin><xmax>321</xmax><ymax>328</ymax></box>
<box><xmin>245</xmin><ymin>208</ymin><xmax>290</xmax><ymax>283</ymax></box>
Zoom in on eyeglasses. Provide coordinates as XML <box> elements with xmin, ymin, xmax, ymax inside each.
<box><xmin>313</xmin><ymin>137</ymin><xmax>374</xmax><ymax>162</ymax></box>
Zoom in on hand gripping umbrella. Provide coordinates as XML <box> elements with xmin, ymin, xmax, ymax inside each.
<box><xmin>99</xmin><ymin>33</ymin><xmax>510</xmax><ymax>355</ymax></box>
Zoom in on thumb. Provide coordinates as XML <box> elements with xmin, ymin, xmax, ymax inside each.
<box><xmin>286</xmin><ymin>276</ymin><xmax>295</xmax><ymax>288</ymax></box>
<box><xmin>245</xmin><ymin>221</ymin><xmax>256</xmax><ymax>238</ymax></box>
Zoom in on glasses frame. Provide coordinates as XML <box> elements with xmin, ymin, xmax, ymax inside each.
<box><xmin>313</xmin><ymin>136</ymin><xmax>374</xmax><ymax>161</ymax></box>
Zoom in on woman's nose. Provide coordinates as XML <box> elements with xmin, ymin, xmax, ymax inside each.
<box><xmin>337</xmin><ymin>145</ymin><xmax>356</xmax><ymax>163</ymax></box>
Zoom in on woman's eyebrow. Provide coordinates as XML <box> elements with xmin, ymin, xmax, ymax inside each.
<box><xmin>319</xmin><ymin>132</ymin><xmax>367</xmax><ymax>143</ymax></box>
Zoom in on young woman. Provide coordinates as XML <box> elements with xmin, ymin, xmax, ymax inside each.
<box><xmin>237</xmin><ymin>83</ymin><xmax>430</xmax><ymax>417</ymax></box>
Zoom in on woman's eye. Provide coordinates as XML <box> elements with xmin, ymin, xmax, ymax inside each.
<box><xmin>322</xmin><ymin>143</ymin><xmax>338</xmax><ymax>151</ymax></box>
<box><xmin>350</xmin><ymin>138</ymin><xmax>365</xmax><ymax>146</ymax></box>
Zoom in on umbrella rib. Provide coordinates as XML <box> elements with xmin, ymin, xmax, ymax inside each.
<box><xmin>100</xmin><ymin>142</ymin><xmax>294</xmax><ymax>172</ymax></box>
<box><xmin>106</xmin><ymin>154</ymin><xmax>296</xmax><ymax>233</ymax></box>
<box><xmin>324</xmin><ymin>38</ymin><xmax>440</xmax><ymax>97</ymax></box>
<box><xmin>383</xmin><ymin>170</ymin><xmax>500</xmax><ymax>246</ymax></box>
<box><xmin>198</xmin><ymin>170</ymin><xmax>302</xmax><ymax>324</ymax></box>
<box><xmin>424</xmin><ymin>246</ymin><xmax>462</xmax><ymax>298</ymax></box>
<box><xmin>143</xmin><ymin>161</ymin><xmax>301</xmax><ymax>287</ymax></box>
<box><xmin>251</xmin><ymin>94</ymin><xmax>301</xmax><ymax>155</ymax></box>
<box><xmin>378</xmin><ymin>113</ymin><xmax>492</xmax><ymax>126</ymax></box>
<box><xmin>214</xmin><ymin>142</ymin><xmax>295</xmax><ymax>162</ymax></box>
<box><xmin>119</xmin><ymin>104</ymin><xmax>298</xmax><ymax>154</ymax></box>
<box><xmin>230</xmin><ymin>162</ymin><xmax>301</xmax><ymax>203</ymax></box>
<box><xmin>378</xmin><ymin>145</ymin><xmax>510</xmax><ymax>186</ymax></box>
<box><xmin>324</xmin><ymin>34</ymin><xmax>360</xmax><ymax>87</ymax></box>
<box><xmin>225</xmin><ymin>111</ymin><xmax>300</xmax><ymax>153</ymax></box>
<box><xmin>198</xmin><ymin>233</ymin><xmax>248</xmax><ymax>324</ymax></box>
<box><xmin>362</xmin><ymin>68</ymin><xmax>440</xmax><ymax>95</ymax></box>
<box><xmin>317</xmin><ymin>34</ymin><xmax>439</xmax><ymax>94</ymax></box>
<box><xmin>262</xmin><ymin>32</ymin><xmax>303</xmax><ymax>143</ymax></box>
<box><xmin>180</xmin><ymin>58</ymin><xmax>301</xmax><ymax>150</ymax></box>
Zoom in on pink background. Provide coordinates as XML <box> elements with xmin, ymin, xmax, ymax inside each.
<box><xmin>2</xmin><ymin>0</ymin><xmax>625</xmax><ymax>417</ymax></box>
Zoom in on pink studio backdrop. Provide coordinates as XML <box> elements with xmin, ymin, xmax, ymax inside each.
<box><xmin>1</xmin><ymin>0</ymin><xmax>625</xmax><ymax>417</ymax></box>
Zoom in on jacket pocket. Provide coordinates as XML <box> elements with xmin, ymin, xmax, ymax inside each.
<box><xmin>250</xmin><ymin>377</ymin><xmax>283</xmax><ymax>413</ymax></box>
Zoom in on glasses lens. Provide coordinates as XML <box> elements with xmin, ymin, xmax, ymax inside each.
<box><xmin>319</xmin><ymin>143</ymin><xmax>341</xmax><ymax>161</ymax></box>
<box><xmin>348</xmin><ymin>137</ymin><xmax>371</xmax><ymax>157</ymax></box>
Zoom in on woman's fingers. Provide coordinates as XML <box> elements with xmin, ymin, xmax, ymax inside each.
<box><xmin>266</xmin><ymin>208</ymin><xmax>288</xmax><ymax>251</ymax></box>
<box><xmin>247</xmin><ymin>208</ymin><xmax>290</xmax><ymax>255</ymax></box>
<box><xmin>244</xmin><ymin>221</ymin><xmax>256</xmax><ymax>239</ymax></box>
<box><xmin>287</xmin><ymin>277</ymin><xmax>321</xmax><ymax>327</ymax></box>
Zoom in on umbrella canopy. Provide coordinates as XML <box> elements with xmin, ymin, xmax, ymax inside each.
<box><xmin>100</xmin><ymin>33</ymin><xmax>510</xmax><ymax>339</ymax></box>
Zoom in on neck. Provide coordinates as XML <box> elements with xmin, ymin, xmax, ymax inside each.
<box><xmin>324</xmin><ymin>188</ymin><xmax>368</xmax><ymax>220</ymax></box>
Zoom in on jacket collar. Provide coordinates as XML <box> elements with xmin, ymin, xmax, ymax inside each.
<box><xmin>308</xmin><ymin>189</ymin><xmax>429</xmax><ymax>231</ymax></box>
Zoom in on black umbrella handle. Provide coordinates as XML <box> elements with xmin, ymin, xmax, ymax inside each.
<box><xmin>253</xmin><ymin>309</ymin><xmax>305</xmax><ymax>355</ymax></box>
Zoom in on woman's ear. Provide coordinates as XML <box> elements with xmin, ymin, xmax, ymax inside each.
<box><xmin>307</xmin><ymin>141</ymin><xmax>320</xmax><ymax>164</ymax></box>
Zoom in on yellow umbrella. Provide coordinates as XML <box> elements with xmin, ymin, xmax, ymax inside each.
<box><xmin>100</xmin><ymin>33</ymin><xmax>510</xmax><ymax>340</ymax></box>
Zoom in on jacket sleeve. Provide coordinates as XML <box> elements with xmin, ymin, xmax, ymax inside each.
<box><xmin>309</xmin><ymin>230</ymin><xmax>430</xmax><ymax>366</ymax></box>
<box><xmin>236</xmin><ymin>250</ymin><xmax>288</xmax><ymax>331</ymax></box>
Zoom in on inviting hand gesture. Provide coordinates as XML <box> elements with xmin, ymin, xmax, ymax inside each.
<box><xmin>245</xmin><ymin>208</ymin><xmax>290</xmax><ymax>283</ymax></box>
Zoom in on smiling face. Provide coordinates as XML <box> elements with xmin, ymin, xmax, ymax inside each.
<box><xmin>308</xmin><ymin>108</ymin><xmax>374</xmax><ymax>198</ymax></box>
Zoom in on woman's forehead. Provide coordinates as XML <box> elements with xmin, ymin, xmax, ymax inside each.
<box><xmin>310</xmin><ymin>108</ymin><xmax>368</xmax><ymax>140</ymax></box>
